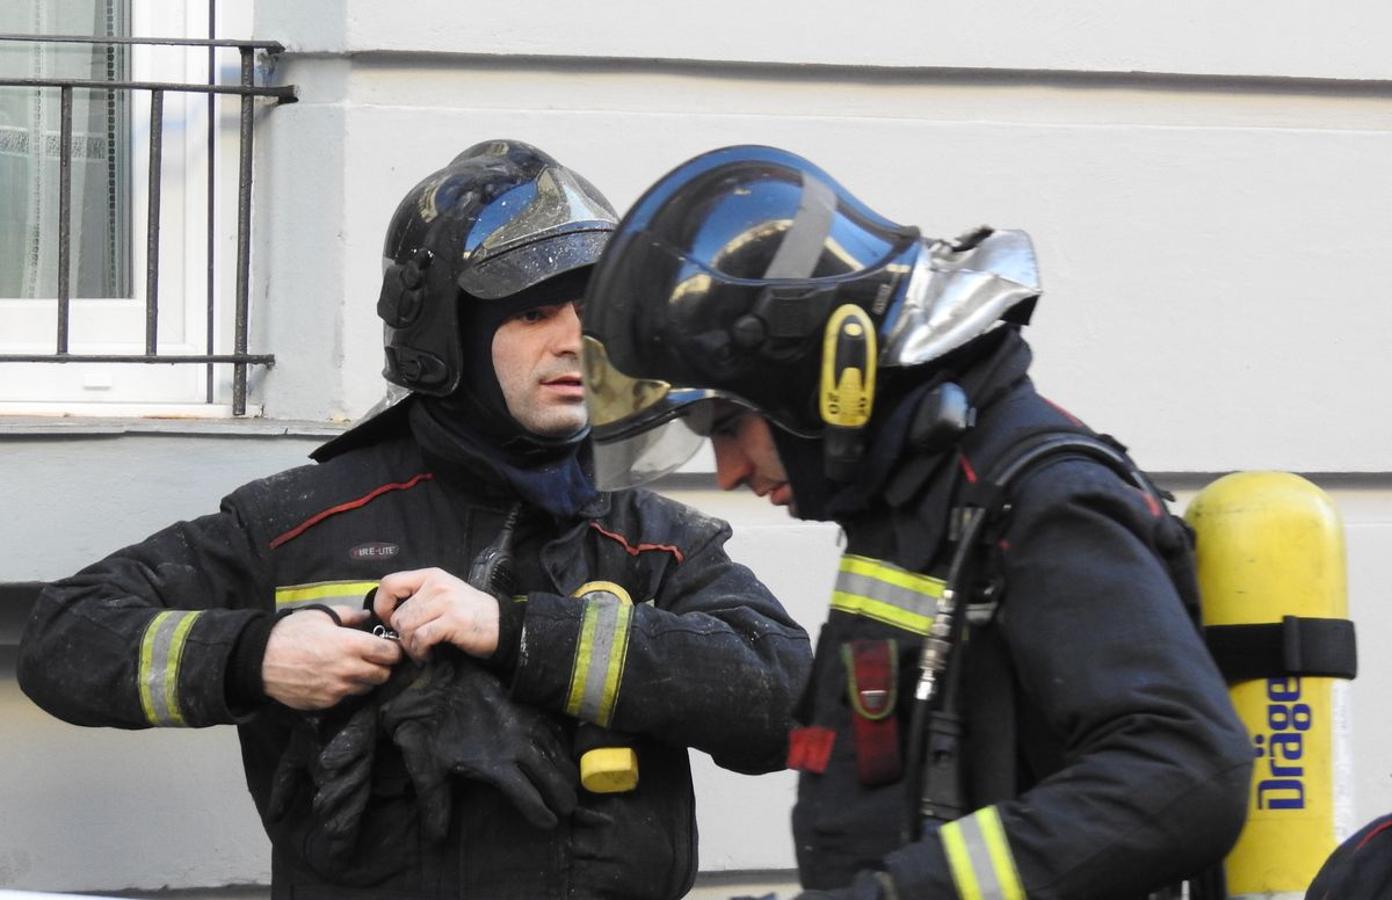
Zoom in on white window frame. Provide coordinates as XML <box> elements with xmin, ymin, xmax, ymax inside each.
<box><xmin>0</xmin><ymin>1</ymin><xmax>259</xmax><ymax>417</ymax></box>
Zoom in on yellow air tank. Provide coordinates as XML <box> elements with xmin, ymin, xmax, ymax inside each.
<box><xmin>1186</xmin><ymin>471</ymin><xmax>1351</xmax><ymax>898</ymax></box>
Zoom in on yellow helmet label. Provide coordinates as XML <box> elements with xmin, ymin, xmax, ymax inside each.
<box><xmin>820</xmin><ymin>304</ymin><xmax>877</xmax><ymax>428</ymax></box>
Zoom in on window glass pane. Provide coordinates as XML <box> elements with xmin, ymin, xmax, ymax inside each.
<box><xmin>0</xmin><ymin>0</ymin><xmax>131</xmax><ymax>300</ymax></box>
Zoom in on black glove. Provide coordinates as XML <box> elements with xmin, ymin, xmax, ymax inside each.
<box><xmin>266</xmin><ymin>711</ymin><xmax>320</xmax><ymax>824</ymax></box>
<box><xmin>265</xmin><ymin>701</ymin><xmax>381</xmax><ymax>864</ymax></box>
<box><xmin>307</xmin><ymin>701</ymin><xmax>380</xmax><ymax>859</ymax></box>
<box><xmin>380</xmin><ymin>650</ymin><xmax>578</xmax><ymax>839</ymax></box>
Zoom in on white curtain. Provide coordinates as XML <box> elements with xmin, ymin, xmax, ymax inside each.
<box><xmin>0</xmin><ymin>0</ymin><xmax>130</xmax><ymax>300</ymax></box>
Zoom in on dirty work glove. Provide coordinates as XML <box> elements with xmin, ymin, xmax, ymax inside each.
<box><xmin>307</xmin><ymin>702</ymin><xmax>381</xmax><ymax>860</ymax></box>
<box><xmin>264</xmin><ymin>701</ymin><xmax>382</xmax><ymax>865</ymax></box>
<box><xmin>266</xmin><ymin>712</ymin><xmax>320</xmax><ymax>823</ymax></box>
<box><xmin>380</xmin><ymin>650</ymin><xmax>578</xmax><ymax>839</ymax></box>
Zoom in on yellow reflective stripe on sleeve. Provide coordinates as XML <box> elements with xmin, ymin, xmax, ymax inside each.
<box><xmin>940</xmin><ymin>807</ymin><xmax>1025</xmax><ymax>900</ymax></box>
<box><xmin>138</xmin><ymin>610</ymin><xmax>203</xmax><ymax>727</ymax></box>
<box><xmin>829</xmin><ymin>554</ymin><xmax>943</xmax><ymax>635</ymax></box>
<box><xmin>564</xmin><ymin>583</ymin><xmax>634</xmax><ymax>727</ymax></box>
<box><xmin>274</xmin><ymin>580</ymin><xmax>380</xmax><ymax>610</ymax></box>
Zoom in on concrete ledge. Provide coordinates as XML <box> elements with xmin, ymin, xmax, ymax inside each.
<box><xmin>0</xmin><ymin>417</ymin><xmax>345</xmax><ymax>438</ymax></box>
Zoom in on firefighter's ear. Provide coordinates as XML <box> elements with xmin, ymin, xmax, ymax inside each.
<box><xmin>907</xmin><ymin>382</ymin><xmax>974</xmax><ymax>453</ymax></box>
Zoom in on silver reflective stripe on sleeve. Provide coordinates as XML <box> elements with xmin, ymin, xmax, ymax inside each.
<box><xmin>940</xmin><ymin>806</ymin><xmax>1026</xmax><ymax>900</ymax></box>
<box><xmin>830</xmin><ymin>553</ymin><xmax>943</xmax><ymax>634</ymax></box>
<box><xmin>138</xmin><ymin>610</ymin><xmax>203</xmax><ymax>727</ymax></box>
<box><xmin>565</xmin><ymin>585</ymin><xmax>634</xmax><ymax>727</ymax></box>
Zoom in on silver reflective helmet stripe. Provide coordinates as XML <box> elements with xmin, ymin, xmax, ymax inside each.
<box><xmin>763</xmin><ymin>174</ymin><xmax>838</xmax><ymax>279</ymax></box>
<box><xmin>274</xmin><ymin>580</ymin><xmax>381</xmax><ymax>610</ymax></box>
<box><xmin>138</xmin><ymin>610</ymin><xmax>203</xmax><ymax>727</ymax></box>
<box><xmin>939</xmin><ymin>806</ymin><xmax>1026</xmax><ymax>900</ymax></box>
<box><xmin>565</xmin><ymin>587</ymin><xmax>634</xmax><ymax>726</ymax></box>
<box><xmin>883</xmin><ymin>229</ymin><xmax>1041</xmax><ymax>368</ymax></box>
<box><xmin>829</xmin><ymin>553</ymin><xmax>944</xmax><ymax>635</ymax></box>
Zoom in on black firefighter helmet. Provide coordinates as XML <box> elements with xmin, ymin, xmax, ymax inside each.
<box><xmin>379</xmin><ymin>139</ymin><xmax>618</xmax><ymax>396</ymax></box>
<box><xmin>580</xmin><ymin>144</ymin><xmax>1042</xmax><ymax>489</ymax></box>
<box><xmin>313</xmin><ymin>140</ymin><xmax>617</xmax><ymax>463</ymax></box>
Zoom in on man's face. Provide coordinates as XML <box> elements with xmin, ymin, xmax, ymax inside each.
<box><xmin>710</xmin><ymin>408</ymin><xmax>795</xmax><ymax>510</ymax></box>
<box><xmin>492</xmin><ymin>300</ymin><xmax>587</xmax><ymax>438</ymax></box>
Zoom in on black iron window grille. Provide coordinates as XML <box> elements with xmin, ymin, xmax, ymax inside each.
<box><xmin>0</xmin><ymin>33</ymin><xmax>296</xmax><ymax>415</ymax></box>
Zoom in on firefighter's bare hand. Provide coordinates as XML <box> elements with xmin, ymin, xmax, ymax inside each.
<box><xmin>262</xmin><ymin>606</ymin><xmax>403</xmax><ymax>710</ymax></box>
<box><xmin>374</xmin><ymin>567</ymin><xmax>500</xmax><ymax>663</ymax></box>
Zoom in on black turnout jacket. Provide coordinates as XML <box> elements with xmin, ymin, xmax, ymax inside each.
<box><xmin>19</xmin><ymin>417</ymin><xmax>811</xmax><ymax>899</ymax></box>
<box><xmin>791</xmin><ymin>330</ymin><xmax>1252</xmax><ymax>899</ymax></box>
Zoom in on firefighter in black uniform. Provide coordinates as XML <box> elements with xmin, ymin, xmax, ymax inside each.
<box><xmin>18</xmin><ymin>140</ymin><xmax>812</xmax><ymax>899</ymax></box>
<box><xmin>579</xmin><ymin>145</ymin><xmax>1253</xmax><ymax>899</ymax></box>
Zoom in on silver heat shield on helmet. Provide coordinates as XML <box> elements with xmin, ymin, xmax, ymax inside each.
<box><xmin>883</xmin><ymin>228</ymin><xmax>1041</xmax><ymax>368</ymax></box>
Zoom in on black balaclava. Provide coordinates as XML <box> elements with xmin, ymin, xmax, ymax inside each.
<box><xmin>411</xmin><ymin>267</ymin><xmax>598</xmax><ymax>519</ymax></box>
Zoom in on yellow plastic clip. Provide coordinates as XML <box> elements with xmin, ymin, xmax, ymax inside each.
<box><xmin>819</xmin><ymin>304</ymin><xmax>877</xmax><ymax>429</ymax></box>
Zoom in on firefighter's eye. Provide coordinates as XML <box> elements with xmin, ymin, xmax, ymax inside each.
<box><xmin>693</xmin><ymin>401</ymin><xmax>745</xmax><ymax>438</ymax></box>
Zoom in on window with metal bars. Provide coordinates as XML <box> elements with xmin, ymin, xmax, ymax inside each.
<box><xmin>0</xmin><ymin>2</ymin><xmax>294</xmax><ymax>416</ymax></box>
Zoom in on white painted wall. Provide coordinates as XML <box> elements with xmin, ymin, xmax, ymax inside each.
<box><xmin>270</xmin><ymin>0</ymin><xmax>1392</xmax><ymax>81</ymax></box>
<box><xmin>3</xmin><ymin>0</ymin><xmax>1390</xmax><ymax>893</ymax></box>
<box><xmin>253</xmin><ymin>43</ymin><xmax>1392</xmax><ymax>471</ymax></box>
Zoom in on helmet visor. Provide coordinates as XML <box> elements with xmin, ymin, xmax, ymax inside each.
<box><xmin>590</xmin><ymin>416</ymin><xmax>710</xmax><ymax>490</ymax></box>
<box><xmin>459</xmin><ymin>229</ymin><xmax>611</xmax><ymax>300</ymax></box>
<box><xmin>583</xmin><ymin>334</ymin><xmax>730</xmax><ymax>489</ymax></box>
<box><xmin>458</xmin><ymin>166</ymin><xmax>618</xmax><ymax>299</ymax></box>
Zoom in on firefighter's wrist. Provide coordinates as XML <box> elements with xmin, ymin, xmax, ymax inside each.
<box><xmin>483</xmin><ymin>593</ymin><xmax>524</xmax><ymax>673</ymax></box>
<box><xmin>226</xmin><ymin>611</ymin><xmax>277</xmax><ymax>710</ymax></box>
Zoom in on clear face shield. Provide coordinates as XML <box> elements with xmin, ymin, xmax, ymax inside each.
<box><xmin>582</xmin><ymin>335</ymin><xmax>738</xmax><ymax>490</ymax></box>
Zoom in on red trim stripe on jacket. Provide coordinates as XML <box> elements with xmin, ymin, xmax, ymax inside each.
<box><xmin>588</xmin><ymin>522</ymin><xmax>686</xmax><ymax>564</ymax></box>
<box><xmin>269</xmin><ymin>473</ymin><xmax>435</xmax><ymax>549</ymax></box>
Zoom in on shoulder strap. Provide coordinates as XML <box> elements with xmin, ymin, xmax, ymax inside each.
<box><xmin>968</xmin><ymin>430</ymin><xmax>1159</xmax><ymax>518</ymax></box>
<box><xmin>913</xmin><ymin>428</ymin><xmax>1166</xmax><ymax>830</ymax></box>
<box><xmin>983</xmin><ymin>435</ymin><xmax>1357</xmax><ymax>683</ymax></box>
